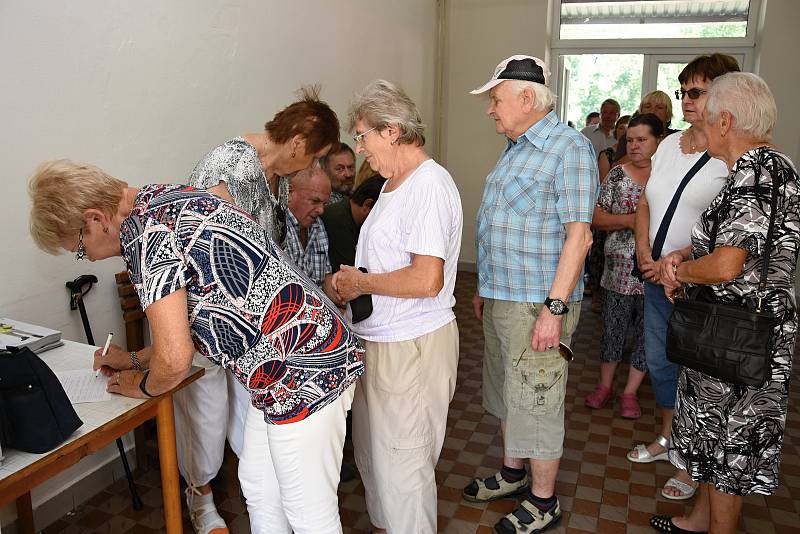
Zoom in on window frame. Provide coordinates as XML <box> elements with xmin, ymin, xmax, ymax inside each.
<box><xmin>550</xmin><ymin>0</ymin><xmax>761</xmax><ymax>122</ymax></box>
<box><xmin>550</xmin><ymin>0</ymin><xmax>763</xmax><ymax>50</ymax></box>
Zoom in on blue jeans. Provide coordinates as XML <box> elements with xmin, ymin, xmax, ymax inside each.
<box><xmin>644</xmin><ymin>282</ymin><xmax>679</xmax><ymax>409</ymax></box>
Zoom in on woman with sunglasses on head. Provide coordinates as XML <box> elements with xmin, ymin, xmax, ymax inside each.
<box><xmin>179</xmin><ymin>86</ymin><xmax>341</xmax><ymax>534</ymax></box>
<box><xmin>628</xmin><ymin>53</ymin><xmax>740</xmax><ymax>502</ymax></box>
<box><xmin>29</xmin><ymin>159</ymin><xmax>363</xmax><ymax>534</ymax></box>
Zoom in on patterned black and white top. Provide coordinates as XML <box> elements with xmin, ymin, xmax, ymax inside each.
<box><xmin>670</xmin><ymin>146</ymin><xmax>800</xmax><ymax>495</ymax></box>
<box><xmin>189</xmin><ymin>137</ymin><xmax>289</xmax><ymax>245</ymax></box>
<box><xmin>121</xmin><ymin>184</ymin><xmax>364</xmax><ymax>425</ymax></box>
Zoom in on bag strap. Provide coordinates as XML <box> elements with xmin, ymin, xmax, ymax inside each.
<box><xmin>708</xmin><ymin>150</ymin><xmax>780</xmax><ymax>308</ymax></box>
<box><xmin>651</xmin><ymin>152</ymin><xmax>711</xmax><ymax>259</ymax></box>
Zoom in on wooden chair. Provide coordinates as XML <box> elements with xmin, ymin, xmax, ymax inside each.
<box><xmin>114</xmin><ymin>272</ymin><xmax>151</xmax><ymax>470</ymax></box>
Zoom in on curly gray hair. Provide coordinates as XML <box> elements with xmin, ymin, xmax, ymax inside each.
<box><xmin>347</xmin><ymin>79</ymin><xmax>426</xmax><ymax>146</ymax></box>
<box><xmin>705</xmin><ymin>72</ymin><xmax>776</xmax><ymax>141</ymax></box>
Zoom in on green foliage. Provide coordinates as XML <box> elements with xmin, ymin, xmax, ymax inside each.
<box><xmin>564</xmin><ymin>55</ymin><xmax>643</xmax><ymax>127</ymax></box>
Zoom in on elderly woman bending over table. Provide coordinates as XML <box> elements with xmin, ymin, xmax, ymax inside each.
<box><xmin>651</xmin><ymin>73</ymin><xmax>799</xmax><ymax>534</ymax></box>
<box><xmin>29</xmin><ymin>161</ymin><xmax>364</xmax><ymax>534</ymax></box>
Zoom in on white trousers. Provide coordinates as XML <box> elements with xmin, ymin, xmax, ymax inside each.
<box><xmin>353</xmin><ymin>320</ymin><xmax>459</xmax><ymax>534</ymax></box>
<box><xmin>238</xmin><ymin>386</ymin><xmax>354</xmax><ymax>534</ymax></box>
<box><xmin>173</xmin><ymin>353</ymin><xmax>250</xmax><ymax>486</ymax></box>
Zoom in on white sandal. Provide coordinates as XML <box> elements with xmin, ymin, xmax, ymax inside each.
<box><xmin>661</xmin><ymin>477</ymin><xmax>698</xmax><ymax>500</ymax></box>
<box><xmin>186</xmin><ymin>486</ymin><xmax>229</xmax><ymax>534</ymax></box>
<box><xmin>626</xmin><ymin>434</ymin><xmax>669</xmax><ymax>463</ymax></box>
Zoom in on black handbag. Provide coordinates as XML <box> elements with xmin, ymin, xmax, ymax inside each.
<box><xmin>0</xmin><ymin>346</ymin><xmax>83</xmax><ymax>453</ymax></box>
<box><xmin>666</xmin><ymin>175</ymin><xmax>779</xmax><ymax>387</ymax></box>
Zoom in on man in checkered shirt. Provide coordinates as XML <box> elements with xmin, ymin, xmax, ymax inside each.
<box><xmin>283</xmin><ymin>166</ymin><xmax>335</xmax><ymax>292</ymax></box>
<box><xmin>463</xmin><ymin>55</ymin><xmax>598</xmax><ymax>534</ymax></box>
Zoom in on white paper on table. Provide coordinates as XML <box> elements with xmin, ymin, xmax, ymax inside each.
<box><xmin>55</xmin><ymin>369</ymin><xmax>114</xmax><ymax>403</ymax></box>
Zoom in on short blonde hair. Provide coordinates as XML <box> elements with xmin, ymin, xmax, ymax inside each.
<box><xmin>348</xmin><ymin>79</ymin><xmax>426</xmax><ymax>146</ymax></box>
<box><xmin>705</xmin><ymin>72</ymin><xmax>776</xmax><ymax>141</ymax></box>
<box><xmin>640</xmin><ymin>90</ymin><xmax>673</xmax><ymax>126</ymax></box>
<box><xmin>29</xmin><ymin>160</ymin><xmax>125</xmax><ymax>254</ymax></box>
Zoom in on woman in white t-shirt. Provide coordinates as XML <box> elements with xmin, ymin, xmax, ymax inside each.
<box><xmin>333</xmin><ymin>79</ymin><xmax>463</xmax><ymax>534</ymax></box>
<box><xmin>629</xmin><ymin>53</ymin><xmax>740</xmax><ymax>504</ymax></box>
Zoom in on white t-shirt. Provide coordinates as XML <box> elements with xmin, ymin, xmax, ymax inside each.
<box><xmin>646</xmin><ymin>131</ymin><xmax>729</xmax><ymax>256</ymax></box>
<box><xmin>350</xmin><ymin>159</ymin><xmax>463</xmax><ymax>342</ymax></box>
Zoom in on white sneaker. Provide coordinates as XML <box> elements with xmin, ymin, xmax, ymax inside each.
<box><xmin>185</xmin><ymin>487</ymin><xmax>229</xmax><ymax>534</ymax></box>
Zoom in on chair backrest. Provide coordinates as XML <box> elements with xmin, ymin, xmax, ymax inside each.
<box><xmin>115</xmin><ymin>272</ymin><xmax>146</xmax><ymax>351</ymax></box>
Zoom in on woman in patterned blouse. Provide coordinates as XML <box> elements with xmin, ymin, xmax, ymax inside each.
<box><xmin>181</xmin><ymin>87</ymin><xmax>340</xmax><ymax>534</ymax></box>
<box><xmin>29</xmin><ymin>161</ymin><xmax>365</xmax><ymax>534</ymax></box>
<box><xmin>652</xmin><ymin>73</ymin><xmax>799</xmax><ymax>534</ymax></box>
<box><xmin>584</xmin><ymin>113</ymin><xmax>663</xmax><ymax>419</ymax></box>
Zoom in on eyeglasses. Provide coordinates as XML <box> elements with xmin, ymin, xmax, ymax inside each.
<box><xmin>75</xmin><ymin>227</ymin><xmax>87</xmax><ymax>261</ymax></box>
<box><xmin>675</xmin><ymin>88</ymin><xmax>708</xmax><ymax>101</ymax></box>
<box><xmin>353</xmin><ymin>127</ymin><xmax>377</xmax><ymax>145</ymax></box>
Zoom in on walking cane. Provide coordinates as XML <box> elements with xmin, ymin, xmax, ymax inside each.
<box><xmin>66</xmin><ymin>275</ymin><xmax>144</xmax><ymax>511</ymax></box>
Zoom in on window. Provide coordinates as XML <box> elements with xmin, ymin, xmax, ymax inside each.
<box><xmin>559</xmin><ymin>0</ymin><xmax>751</xmax><ymax>41</ymax></box>
<box><xmin>551</xmin><ymin>0</ymin><xmax>759</xmax><ymax>125</ymax></box>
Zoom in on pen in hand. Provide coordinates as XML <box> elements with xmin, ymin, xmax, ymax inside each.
<box><xmin>95</xmin><ymin>333</ymin><xmax>113</xmax><ymax>378</ymax></box>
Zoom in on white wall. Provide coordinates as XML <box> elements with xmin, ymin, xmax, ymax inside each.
<box><xmin>756</xmin><ymin>0</ymin><xmax>800</xmax><ymax>164</ymax></box>
<box><xmin>0</xmin><ymin>0</ymin><xmax>438</xmax><ymax>345</ymax></box>
<box><xmin>439</xmin><ymin>0</ymin><xmax>551</xmax><ymax>266</ymax></box>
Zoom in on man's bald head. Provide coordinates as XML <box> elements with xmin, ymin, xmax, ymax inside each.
<box><xmin>288</xmin><ymin>166</ymin><xmax>331</xmax><ymax>229</ymax></box>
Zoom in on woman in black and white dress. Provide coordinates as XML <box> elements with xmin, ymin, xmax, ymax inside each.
<box><xmin>653</xmin><ymin>73</ymin><xmax>799</xmax><ymax>534</ymax></box>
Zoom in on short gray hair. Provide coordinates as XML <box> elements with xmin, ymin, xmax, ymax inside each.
<box><xmin>347</xmin><ymin>79</ymin><xmax>426</xmax><ymax>146</ymax></box>
<box><xmin>705</xmin><ymin>72</ymin><xmax>776</xmax><ymax>141</ymax></box>
<box><xmin>507</xmin><ymin>80</ymin><xmax>557</xmax><ymax>112</ymax></box>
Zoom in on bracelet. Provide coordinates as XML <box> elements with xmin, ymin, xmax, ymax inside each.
<box><xmin>130</xmin><ymin>351</ymin><xmax>142</xmax><ymax>371</ymax></box>
<box><xmin>138</xmin><ymin>370</ymin><xmax>155</xmax><ymax>398</ymax></box>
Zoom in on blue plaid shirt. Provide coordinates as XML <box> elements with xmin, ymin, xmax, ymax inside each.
<box><xmin>476</xmin><ymin>111</ymin><xmax>598</xmax><ymax>303</ymax></box>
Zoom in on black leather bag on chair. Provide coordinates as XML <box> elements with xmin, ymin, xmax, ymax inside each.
<box><xmin>666</xmin><ymin>176</ymin><xmax>779</xmax><ymax>388</ymax></box>
<box><xmin>0</xmin><ymin>346</ymin><xmax>83</xmax><ymax>453</ymax></box>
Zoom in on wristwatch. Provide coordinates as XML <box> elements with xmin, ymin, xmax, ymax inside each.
<box><xmin>544</xmin><ymin>298</ymin><xmax>569</xmax><ymax>315</ymax></box>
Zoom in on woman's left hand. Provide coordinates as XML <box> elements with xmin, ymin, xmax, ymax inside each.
<box><xmin>660</xmin><ymin>251</ymin><xmax>684</xmax><ymax>288</ymax></box>
<box><xmin>332</xmin><ymin>265</ymin><xmax>365</xmax><ymax>301</ymax></box>
<box><xmin>106</xmin><ymin>370</ymin><xmax>149</xmax><ymax>399</ymax></box>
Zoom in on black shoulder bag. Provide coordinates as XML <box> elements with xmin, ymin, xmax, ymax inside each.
<box><xmin>665</xmin><ymin>175</ymin><xmax>779</xmax><ymax>387</ymax></box>
<box><xmin>632</xmin><ymin>153</ymin><xmax>711</xmax><ymax>280</ymax></box>
<box><xmin>0</xmin><ymin>346</ymin><xmax>83</xmax><ymax>453</ymax></box>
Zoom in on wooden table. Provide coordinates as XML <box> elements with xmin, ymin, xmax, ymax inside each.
<box><xmin>0</xmin><ymin>341</ymin><xmax>203</xmax><ymax>533</ymax></box>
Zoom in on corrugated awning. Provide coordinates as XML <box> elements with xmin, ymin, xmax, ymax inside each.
<box><xmin>561</xmin><ymin>0</ymin><xmax>750</xmax><ymax>25</ymax></box>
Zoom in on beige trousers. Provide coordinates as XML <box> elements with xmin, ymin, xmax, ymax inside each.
<box><xmin>352</xmin><ymin>320</ymin><xmax>459</xmax><ymax>534</ymax></box>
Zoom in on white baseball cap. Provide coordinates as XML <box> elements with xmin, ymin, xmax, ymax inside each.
<box><xmin>470</xmin><ymin>55</ymin><xmax>551</xmax><ymax>94</ymax></box>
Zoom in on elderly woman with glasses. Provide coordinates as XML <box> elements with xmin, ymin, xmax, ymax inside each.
<box><xmin>650</xmin><ymin>72</ymin><xmax>800</xmax><ymax>534</ymax></box>
<box><xmin>29</xmin><ymin>161</ymin><xmax>364</xmax><ymax>534</ymax></box>
<box><xmin>630</xmin><ymin>53</ymin><xmax>740</xmax><ymax>502</ymax></box>
<box><xmin>332</xmin><ymin>80</ymin><xmax>463</xmax><ymax>534</ymax></box>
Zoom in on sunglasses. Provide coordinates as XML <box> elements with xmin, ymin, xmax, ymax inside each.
<box><xmin>675</xmin><ymin>88</ymin><xmax>708</xmax><ymax>101</ymax></box>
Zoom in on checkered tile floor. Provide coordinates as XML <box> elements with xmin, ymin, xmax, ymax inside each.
<box><xmin>40</xmin><ymin>272</ymin><xmax>800</xmax><ymax>533</ymax></box>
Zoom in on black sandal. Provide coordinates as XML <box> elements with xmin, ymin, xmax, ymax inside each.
<box><xmin>649</xmin><ymin>515</ymin><xmax>708</xmax><ymax>534</ymax></box>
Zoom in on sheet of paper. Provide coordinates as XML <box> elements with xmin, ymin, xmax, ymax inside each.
<box><xmin>55</xmin><ymin>369</ymin><xmax>114</xmax><ymax>403</ymax></box>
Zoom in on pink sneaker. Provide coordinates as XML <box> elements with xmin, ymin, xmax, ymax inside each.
<box><xmin>584</xmin><ymin>384</ymin><xmax>613</xmax><ymax>409</ymax></box>
<box><xmin>619</xmin><ymin>393</ymin><xmax>641</xmax><ymax>419</ymax></box>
